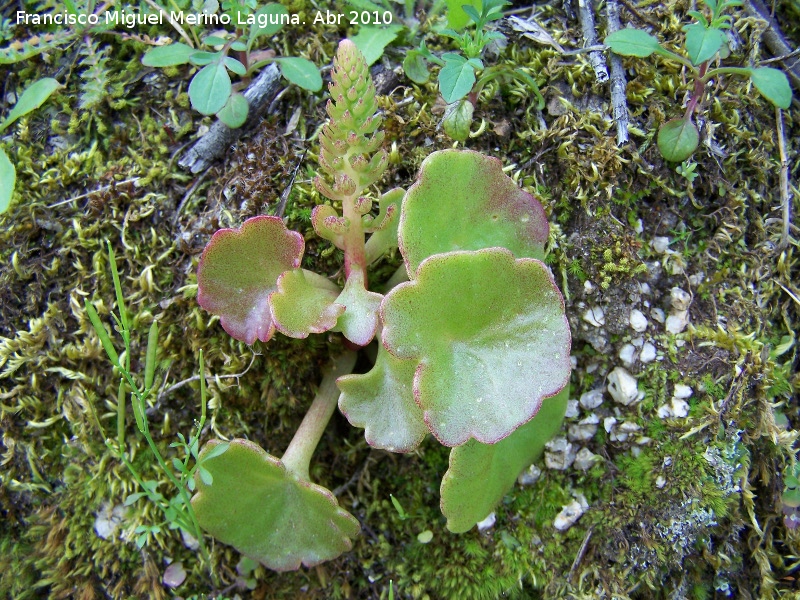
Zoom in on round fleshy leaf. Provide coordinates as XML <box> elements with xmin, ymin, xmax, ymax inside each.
<box><xmin>197</xmin><ymin>216</ymin><xmax>304</xmax><ymax>344</ymax></box>
<box><xmin>192</xmin><ymin>439</ymin><xmax>359</xmax><ymax>571</ymax></box>
<box><xmin>399</xmin><ymin>149</ymin><xmax>549</xmax><ymax>277</ymax></box>
<box><xmin>440</xmin><ymin>385</ymin><xmax>568</xmax><ymax>533</ymax></box>
<box><xmin>270</xmin><ymin>269</ymin><xmax>344</xmax><ymax>338</ymax></box>
<box><xmin>338</xmin><ymin>344</ymin><xmax>428</xmax><ymax>452</ymax></box>
<box><xmin>332</xmin><ymin>271</ymin><xmax>383</xmax><ymax>346</ymax></box>
<box><xmin>381</xmin><ymin>248</ymin><xmax>570</xmax><ymax>447</ymax></box>
<box><xmin>364</xmin><ymin>187</ymin><xmax>404</xmax><ymax>264</ymax></box>
<box><xmin>657</xmin><ymin>118</ymin><xmax>699</xmax><ymax>163</ymax></box>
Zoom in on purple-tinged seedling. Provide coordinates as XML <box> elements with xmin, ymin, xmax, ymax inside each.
<box><xmin>193</xmin><ymin>39</ymin><xmax>571</xmax><ymax>570</ymax></box>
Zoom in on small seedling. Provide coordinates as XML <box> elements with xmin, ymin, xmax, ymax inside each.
<box><xmin>403</xmin><ymin>0</ymin><xmax>544</xmax><ymax>141</ymax></box>
<box><xmin>605</xmin><ymin>0</ymin><xmax>792</xmax><ymax>162</ymax></box>
<box><xmin>142</xmin><ymin>3</ymin><xmax>320</xmax><ymax>127</ymax></box>
<box><xmin>84</xmin><ymin>242</ymin><xmax>221</xmax><ymax>583</ymax></box>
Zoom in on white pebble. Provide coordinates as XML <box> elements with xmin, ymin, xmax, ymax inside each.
<box><xmin>553</xmin><ymin>500</ymin><xmax>584</xmax><ymax>531</ymax></box>
<box><xmin>607</xmin><ymin>367</ymin><xmax>641</xmax><ymax>405</ymax></box>
<box><xmin>565</xmin><ymin>399</ymin><xmax>580</xmax><ymax>419</ymax></box>
<box><xmin>518</xmin><ymin>464</ymin><xmax>542</xmax><ymax>486</ymax></box>
<box><xmin>477</xmin><ymin>512</ymin><xmax>496</xmax><ymax>531</ymax></box>
<box><xmin>657</xmin><ymin>404</ymin><xmax>673</xmax><ymax>419</ymax></box>
<box><xmin>670</xmin><ymin>287</ymin><xmax>691</xmax><ymax>311</ymax></box>
<box><xmin>619</xmin><ymin>344</ymin><xmax>637</xmax><ymax>366</ymax></box>
<box><xmin>574</xmin><ymin>447</ymin><xmax>599</xmax><ymax>471</ymax></box>
<box><xmin>665</xmin><ymin>310</ymin><xmax>689</xmax><ymax>334</ymax></box>
<box><xmin>650</xmin><ymin>307</ymin><xmax>665</xmax><ymax>324</ymax></box>
<box><xmin>584</xmin><ymin>280</ymin><xmax>595</xmax><ymax>293</ymax></box>
<box><xmin>94</xmin><ymin>503</ymin><xmax>126</xmax><ymax>540</ymax></box>
<box><xmin>568</xmin><ymin>414</ymin><xmax>600</xmax><ymax>442</ymax></box>
<box><xmin>673</xmin><ymin>384</ymin><xmax>693</xmax><ymax>399</ymax></box>
<box><xmin>582</xmin><ymin>306</ymin><xmax>605</xmax><ymax>327</ymax></box>
<box><xmin>579</xmin><ymin>389</ymin><xmax>604</xmax><ymax>410</ymax></box>
<box><xmin>670</xmin><ymin>398</ymin><xmax>690</xmax><ymax>418</ymax></box>
<box><xmin>610</xmin><ymin>421</ymin><xmax>641</xmax><ymax>442</ymax></box>
<box><xmin>544</xmin><ymin>437</ymin><xmax>577</xmax><ymax>470</ymax></box>
<box><xmin>629</xmin><ymin>309</ymin><xmax>648</xmax><ymax>332</ymax></box>
<box><xmin>655</xmin><ymin>475</ymin><xmax>666</xmax><ymax>489</ymax></box>
<box><xmin>652</xmin><ymin>236</ymin><xmax>671</xmax><ymax>254</ymax></box>
<box><xmin>640</xmin><ymin>342</ymin><xmax>657</xmax><ymax>363</ymax></box>
<box><xmin>604</xmin><ymin>416</ymin><xmax>617</xmax><ymax>433</ymax></box>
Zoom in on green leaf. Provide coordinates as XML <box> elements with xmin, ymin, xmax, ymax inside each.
<box><xmin>274</xmin><ymin>57</ymin><xmax>322</xmax><ymax>92</ymax></box>
<box><xmin>0</xmin><ymin>147</ymin><xmax>15</xmax><ymax>214</ymax></box>
<box><xmin>461</xmin><ymin>5</ymin><xmax>481</xmax><ymax>24</ymax></box>
<box><xmin>338</xmin><ymin>343</ymin><xmax>428</xmax><ymax>452</ymax></box>
<box><xmin>350</xmin><ymin>25</ymin><xmax>403</xmax><ymax>66</ymax></box>
<box><xmin>0</xmin><ymin>78</ymin><xmax>62</xmax><ymax>133</ymax></box>
<box><xmin>189</xmin><ymin>50</ymin><xmax>219</xmax><ymax>66</ymax></box>
<box><xmin>657</xmin><ymin>117</ymin><xmax>699</xmax><ymax>162</ymax></box>
<box><xmin>142</xmin><ymin>43</ymin><xmax>196</xmax><ymax>67</ymax></box>
<box><xmin>438</xmin><ymin>53</ymin><xmax>476</xmax><ymax>104</ymax></box>
<box><xmin>269</xmin><ymin>269</ymin><xmax>344</xmax><ymax>338</ymax></box>
<box><xmin>440</xmin><ymin>385</ymin><xmax>568</xmax><ymax>532</ymax></box>
<box><xmin>217</xmin><ymin>92</ymin><xmax>249</xmax><ymax>128</ymax></box>
<box><xmin>189</xmin><ymin>61</ymin><xmax>232</xmax><ymax>115</ymax></box>
<box><xmin>84</xmin><ymin>300</ymin><xmax>120</xmax><ymax>367</ymax></box>
<box><xmin>403</xmin><ymin>50</ymin><xmax>430</xmax><ymax>84</ymax></box>
<box><xmin>442</xmin><ymin>98</ymin><xmax>474</xmax><ymax>142</ymax></box>
<box><xmin>783</xmin><ymin>487</ymin><xmax>800</xmax><ymax>508</ymax></box>
<box><xmin>144</xmin><ymin>320</ymin><xmax>158</xmax><ymax>391</ymax></box>
<box><xmin>191</xmin><ymin>439</ymin><xmax>360</xmax><ymax>571</ymax></box>
<box><xmin>364</xmin><ymin>187</ymin><xmax>405</xmax><ymax>263</ymax></box>
<box><xmin>197</xmin><ymin>216</ymin><xmax>305</xmax><ymax>344</ymax></box>
<box><xmin>684</xmin><ymin>23</ymin><xmax>726</xmax><ymax>65</ymax></box>
<box><xmin>224</xmin><ymin>57</ymin><xmax>247</xmax><ymax>76</ymax></box>
<box><xmin>249</xmin><ymin>3</ymin><xmax>289</xmax><ymax>43</ymax></box>
<box><xmin>749</xmin><ymin>67</ymin><xmax>792</xmax><ymax>109</ymax></box>
<box><xmin>604</xmin><ymin>28</ymin><xmax>663</xmax><ymax>57</ymax></box>
<box><xmin>198</xmin><ymin>466</ymin><xmax>213</xmax><ymax>486</ymax></box>
<box><xmin>381</xmin><ymin>248</ymin><xmax>571</xmax><ymax>447</ymax></box>
<box><xmin>204</xmin><ymin>35</ymin><xmax>228</xmax><ymax>46</ymax></box>
<box><xmin>124</xmin><ymin>492</ymin><xmax>148</xmax><ymax>505</ymax></box>
<box><xmin>446</xmin><ymin>0</ymin><xmax>481</xmax><ymax>29</ymax></box>
<box><xmin>399</xmin><ymin>149</ymin><xmax>550</xmax><ymax>276</ymax></box>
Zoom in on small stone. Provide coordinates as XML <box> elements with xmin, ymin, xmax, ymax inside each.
<box><xmin>544</xmin><ymin>436</ymin><xmax>577</xmax><ymax>470</ymax></box>
<box><xmin>568</xmin><ymin>414</ymin><xmax>600</xmax><ymax>442</ymax></box>
<box><xmin>477</xmin><ymin>512</ymin><xmax>496</xmax><ymax>532</ymax></box>
<box><xmin>610</xmin><ymin>421</ymin><xmax>641</xmax><ymax>442</ymax></box>
<box><xmin>574</xmin><ymin>447</ymin><xmax>599</xmax><ymax>470</ymax></box>
<box><xmin>688</xmin><ymin>271</ymin><xmax>705</xmax><ymax>286</ymax></box>
<box><xmin>640</xmin><ymin>342</ymin><xmax>657</xmax><ymax>363</ymax></box>
<box><xmin>670</xmin><ymin>287</ymin><xmax>691</xmax><ymax>311</ymax></box>
<box><xmin>94</xmin><ymin>503</ymin><xmax>126</xmax><ymax>540</ymax></box>
<box><xmin>640</xmin><ymin>282</ymin><xmax>651</xmax><ymax>295</ymax></box>
<box><xmin>518</xmin><ymin>463</ymin><xmax>542</xmax><ymax>486</ymax></box>
<box><xmin>650</xmin><ymin>307</ymin><xmax>665</xmax><ymax>324</ymax></box>
<box><xmin>670</xmin><ymin>398</ymin><xmax>690</xmax><ymax>418</ymax></box>
<box><xmin>655</xmin><ymin>475</ymin><xmax>667</xmax><ymax>489</ymax></box>
<box><xmin>673</xmin><ymin>384</ymin><xmax>693</xmax><ymax>399</ymax></box>
<box><xmin>657</xmin><ymin>404</ymin><xmax>673</xmax><ymax>419</ymax></box>
<box><xmin>163</xmin><ymin>561</ymin><xmax>187</xmax><ymax>588</ymax></box>
<box><xmin>584</xmin><ymin>280</ymin><xmax>595</xmax><ymax>293</ymax></box>
<box><xmin>579</xmin><ymin>389</ymin><xmax>604</xmax><ymax>410</ymax></box>
<box><xmin>665</xmin><ymin>310</ymin><xmax>689</xmax><ymax>334</ymax></box>
<box><xmin>619</xmin><ymin>343</ymin><xmax>637</xmax><ymax>367</ymax></box>
<box><xmin>604</xmin><ymin>416</ymin><xmax>617</xmax><ymax>433</ymax></box>
<box><xmin>565</xmin><ymin>399</ymin><xmax>580</xmax><ymax>419</ymax></box>
<box><xmin>631</xmin><ymin>336</ymin><xmax>644</xmax><ymax>347</ymax></box>
<box><xmin>554</xmin><ymin>500</ymin><xmax>585</xmax><ymax>531</ymax></box>
<box><xmin>629</xmin><ymin>309</ymin><xmax>648</xmax><ymax>332</ymax></box>
<box><xmin>652</xmin><ymin>236</ymin><xmax>671</xmax><ymax>254</ymax></box>
<box><xmin>181</xmin><ymin>529</ymin><xmax>200</xmax><ymax>551</ymax></box>
<box><xmin>607</xmin><ymin>367</ymin><xmax>641</xmax><ymax>405</ymax></box>
<box><xmin>583</xmin><ymin>306</ymin><xmax>605</xmax><ymax>327</ymax></box>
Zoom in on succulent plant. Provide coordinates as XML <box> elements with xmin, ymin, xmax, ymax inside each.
<box><xmin>193</xmin><ymin>39</ymin><xmax>571</xmax><ymax>569</ymax></box>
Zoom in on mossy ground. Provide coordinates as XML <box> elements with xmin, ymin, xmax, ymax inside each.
<box><xmin>1</xmin><ymin>0</ymin><xmax>799</xmax><ymax>598</ymax></box>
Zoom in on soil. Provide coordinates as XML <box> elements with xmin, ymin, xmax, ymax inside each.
<box><xmin>1</xmin><ymin>0</ymin><xmax>799</xmax><ymax>598</ymax></box>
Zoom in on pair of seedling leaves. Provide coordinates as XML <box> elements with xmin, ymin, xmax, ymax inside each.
<box><xmin>193</xmin><ymin>150</ymin><xmax>571</xmax><ymax>570</ymax></box>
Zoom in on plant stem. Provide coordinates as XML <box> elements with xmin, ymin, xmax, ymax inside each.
<box><xmin>684</xmin><ymin>61</ymin><xmax>709</xmax><ymax>120</ymax></box>
<box><xmin>281</xmin><ymin>352</ymin><xmax>357</xmax><ymax>480</ymax></box>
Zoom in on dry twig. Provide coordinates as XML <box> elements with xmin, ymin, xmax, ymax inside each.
<box><xmin>576</xmin><ymin>0</ymin><xmax>609</xmax><ymax>83</ymax></box>
<box><xmin>605</xmin><ymin>0</ymin><xmax>629</xmax><ymax>145</ymax></box>
<box><xmin>775</xmin><ymin>106</ymin><xmax>792</xmax><ymax>251</ymax></box>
